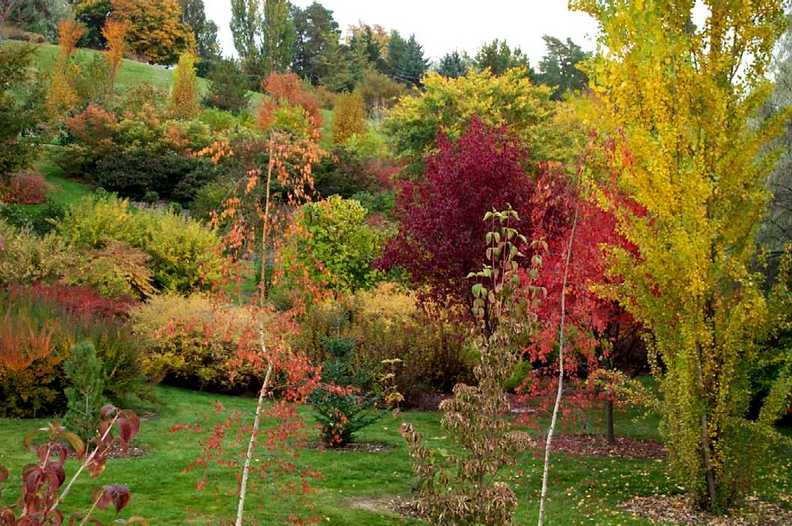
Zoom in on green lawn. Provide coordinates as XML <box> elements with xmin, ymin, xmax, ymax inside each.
<box><xmin>40</xmin><ymin>159</ymin><xmax>93</xmax><ymax>206</ymax></box>
<box><xmin>0</xmin><ymin>386</ymin><xmax>693</xmax><ymax>525</ymax></box>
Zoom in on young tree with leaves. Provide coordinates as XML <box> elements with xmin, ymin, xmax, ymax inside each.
<box><xmin>46</xmin><ymin>19</ymin><xmax>84</xmax><ymax>118</ymax></box>
<box><xmin>261</xmin><ymin>0</ymin><xmax>296</xmax><ymax>77</ymax></box>
<box><xmin>573</xmin><ymin>0</ymin><xmax>792</xmax><ymax>511</ymax></box>
<box><xmin>102</xmin><ymin>18</ymin><xmax>127</xmax><ymax>90</ymax></box>
<box><xmin>401</xmin><ymin>206</ymin><xmax>540</xmax><ymax>526</ymax></box>
<box><xmin>169</xmin><ymin>51</ymin><xmax>200</xmax><ymax>118</ymax></box>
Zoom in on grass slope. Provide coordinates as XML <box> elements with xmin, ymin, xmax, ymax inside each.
<box><xmin>29</xmin><ymin>43</ymin><xmax>264</xmax><ymax>108</ymax></box>
<box><xmin>0</xmin><ymin>386</ymin><xmax>686</xmax><ymax>525</ymax></box>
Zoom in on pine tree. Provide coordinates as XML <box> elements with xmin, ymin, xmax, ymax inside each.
<box><xmin>63</xmin><ymin>342</ymin><xmax>106</xmax><ymax>440</ymax></box>
<box><xmin>437</xmin><ymin>51</ymin><xmax>469</xmax><ymax>79</ymax></box>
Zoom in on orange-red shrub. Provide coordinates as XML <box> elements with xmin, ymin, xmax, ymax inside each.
<box><xmin>3</xmin><ymin>172</ymin><xmax>50</xmax><ymax>204</ymax></box>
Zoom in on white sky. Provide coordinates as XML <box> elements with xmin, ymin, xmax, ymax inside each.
<box><xmin>203</xmin><ymin>0</ymin><xmax>599</xmax><ymax>66</ymax></box>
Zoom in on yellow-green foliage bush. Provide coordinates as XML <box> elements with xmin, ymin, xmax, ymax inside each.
<box><xmin>0</xmin><ymin>219</ymin><xmax>76</xmax><ymax>286</ymax></box>
<box><xmin>385</xmin><ymin>68</ymin><xmax>578</xmax><ymax>173</ymax></box>
<box><xmin>169</xmin><ymin>52</ymin><xmax>200</xmax><ymax>118</ymax></box>
<box><xmin>130</xmin><ymin>294</ymin><xmax>257</xmax><ymax>391</ymax></box>
<box><xmin>276</xmin><ymin>196</ymin><xmax>386</xmax><ymax>297</ymax></box>
<box><xmin>332</xmin><ymin>92</ymin><xmax>367</xmax><ymax>145</ymax></box>
<box><xmin>299</xmin><ymin>283</ymin><xmax>474</xmax><ymax>406</ymax></box>
<box><xmin>59</xmin><ymin>195</ymin><xmax>225</xmax><ymax>294</ymax></box>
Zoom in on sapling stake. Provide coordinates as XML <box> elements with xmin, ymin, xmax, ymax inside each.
<box><xmin>537</xmin><ymin>202</ymin><xmax>579</xmax><ymax>526</ymax></box>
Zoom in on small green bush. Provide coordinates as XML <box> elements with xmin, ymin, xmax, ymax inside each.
<box><xmin>63</xmin><ymin>342</ymin><xmax>106</xmax><ymax>440</ymax></box>
<box><xmin>309</xmin><ymin>336</ymin><xmax>380</xmax><ymax>447</ymax></box>
<box><xmin>276</xmin><ymin>196</ymin><xmax>386</xmax><ymax>295</ymax></box>
<box><xmin>204</xmin><ymin>59</ymin><xmax>251</xmax><ymax>114</ymax></box>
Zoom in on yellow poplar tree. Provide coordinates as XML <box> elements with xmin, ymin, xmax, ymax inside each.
<box><xmin>572</xmin><ymin>0</ymin><xmax>792</xmax><ymax>511</ymax></box>
<box><xmin>169</xmin><ymin>51</ymin><xmax>200</xmax><ymax>119</ymax></box>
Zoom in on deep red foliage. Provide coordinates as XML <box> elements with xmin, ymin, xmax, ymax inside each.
<box><xmin>3</xmin><ymin>173</ymin><xmax>50</xmax><ymax>205</ymax></box>
<box><xmin>10</xmin><ymin>283</ymin><xmax>134</xmax><ymax>322</ymax></box>
<box><xmin>379</xmin><ymin>118</ymin><xmax>535</xmax><ymax>303</ymax></box>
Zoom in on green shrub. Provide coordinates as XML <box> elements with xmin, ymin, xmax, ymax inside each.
<box><xmin>276</xmin><ymin>196</ymin><xmax>386</xmax><ymax>296</ymax></box>
<box><xmin>0</xmin><ymin>43</ymin><xmax>44</xmax><ymax>180</ymax></box>
<box><xmin>59</xmin><ymin>195</ymin><xmax>225</xmax><ymax>294</ymax></box>
<box><xmin>0</xmin><ymin>198</ymin><xmax>66</xmax><ymax>235</ymax></box>
<box><xmin>313</xmin><ymin>148</ymin><xmax>375</xmax><ymax>199</ymax></box>
<box><xmin>204</xmin><ymin>59</ymin><xmax>251</xmax><ymax>114</ymax></box>
<box><xmin>190</xmin><ymin>179</ymin><xmax>233</xmax><ymax>222</ymax></box>
<box><xmin>63</xmin><ymin>342</ymin><xmax>106</xmax><ymax>440</ymax></box>
<box><xmin>309</xmin><ymin>336</ymin><xmax>380</xmax><ymax>447</ymax></box>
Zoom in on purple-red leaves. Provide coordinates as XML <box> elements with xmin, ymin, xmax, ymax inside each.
<box><xmin>380</xmin><ymin>117</ymin><xmax>534</xmax><ymax>304</ymax></box>
<box><xmin>95</xmin><ymin>485</ymin><xmax>131</xmax><ymax>513</ymax></box>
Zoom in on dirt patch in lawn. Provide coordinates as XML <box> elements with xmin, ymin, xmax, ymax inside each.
<box><xmin>106</xmin><ymin>442</ymin><xmax>147</xmax><ymax>459</ymax></box>
<box><xmin>620</xmin><ymin>495</ymin><xmax>792</xmax><ymax>525</ymax></box>
<box><xmin>347</xmin><ymin>496</ymin><xmax>405</xmax><ymax>516</ymax></box>
<box><xmin>312</xmin><ymin>441</ymin><xmax>396</xmax><ymax>453</ymax></box>
<box><xmin>547</xmin><ymin>434</ymin><xmax>666</xmax><ymax>460</ymax></box>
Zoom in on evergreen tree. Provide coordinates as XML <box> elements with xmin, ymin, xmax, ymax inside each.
<box><xmin>474</xmin><ymin>38</ymin><xmax>533</xmax><ymax>77</ymax></box>
<box><xmin>63</xmin><ymin>342</ymin><xmax>106</xmax><ymax>440</ymax></box>
<box><xmin>437</xmin><ymin>51</ymin><xmax>469</xmax><ymax>78</ymax></box>
<box><xmin>536</xmin><ymin>35</ymin><xmax>589</xmax><ymax>100</ymax></box>
<box><xmin>180</xmin><ymin>0</ymin><xmax>221</xmax><ymax>76</ymax></box>
<box><xmin>348</xmin><ymin>23</ymin><xmax>387</xmax><ymax>74</ymax></box>
<box><xmin>387</xmin><ymin>31</ymin><xmax>428</xmax><ymax>87</ymax></box>
<box><xmin>204</xmin><ymin>58</ymin><xmax>251</xmax><ymax>113</ymax></box>
<box><xmin>73</xmin><ymin>0</ymin><xmax>112</xmax><ymax>49</ymax></box>
<box><xmin>292</xmin><ymin>1</ymin><xmax>340</xmax><ymax>84</ymax></box>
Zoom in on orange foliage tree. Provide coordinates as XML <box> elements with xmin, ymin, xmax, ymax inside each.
<box><xmin>111</xmin><ymin>0</ymin><xmax>194</xmax><ymax>65</ymax></box>
<box><xmin>46</xmin><ymin>19</ymin><xmax>85</xmax><ymax>117</ymax></box>
<box><xmin>101</xmin><ymin>18</ymin><xmax>128</xmax><ymax>89</ymax></box>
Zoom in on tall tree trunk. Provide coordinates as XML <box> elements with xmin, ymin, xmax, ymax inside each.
<box><xmin>606</xmin><ymin>399</ymin><xmax>615</xmax><ymax>444</ymax></box>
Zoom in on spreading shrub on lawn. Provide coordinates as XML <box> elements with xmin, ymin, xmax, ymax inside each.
<box><xmin>130</xmin><ymin>294</ymin><xmax>258</xmax><ymax>391</ymax></box>
<box><xmin>298</xmin><ymin>283</ymin><xmax>474</xmax><ymax>407</ymax></box>
<box><xmin>0</xmin><ymin>219</ymin><xmax>76</xmax><ymax>287</ymax></box>
<box><xmin>1</xmin><ymin>171</ymin><xmax>50</xmax><ymax>204</ymax></box>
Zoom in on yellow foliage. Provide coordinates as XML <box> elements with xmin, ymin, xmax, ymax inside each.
<box><xmin>111</xmin><ymin>0</ymin><xmax>195</xmax><ymax>65</ymax></box>
<box><xmin>46</xmin><ymin>20</ymin><xmax>85</xmax><ymax>117</ymax></box>
<box><xmin>332</xmin><ymin>91</ymin><xmax>367</xmax><ymax>144</ymax></box>
<box><xmin>572</xmin><ymin>0</ymin><xmax>790</xmax><ymax>510</ymax></box>
<box><xmin>102</xmin><ymin>18</ymin><xmax>128</xmax><ymax>88</ymax></box>
<box><xmin>169</xmin><ymin>51</ymin><xmax>200</xmax><ymax>118</ymax></box>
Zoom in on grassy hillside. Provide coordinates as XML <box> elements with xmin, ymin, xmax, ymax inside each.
<box><xmin>28</xmin><ymin>43</ymin><xmax>264</xmax><ymax>108</ymax></box>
